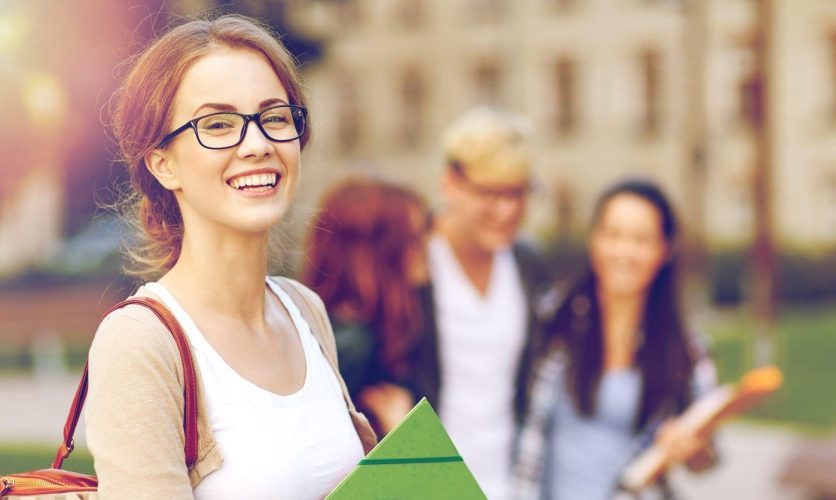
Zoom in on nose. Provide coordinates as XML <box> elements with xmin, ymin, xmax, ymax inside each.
<box><xmin>493</xmin><ymin>196</ymin><xmax>525</xmax><ymax>223</ymax></box>
<box><xmin>236</xmin><ymin>119</ymin><xmax>272</xmax><ymax>159</ymax></box>
<box><xmin>610</xmin><ymin>238</ymin><xmax>641</xmax><ymax>264</ymax></box>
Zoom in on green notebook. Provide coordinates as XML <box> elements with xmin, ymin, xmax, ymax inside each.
<box><xmin>327</xmin><ymin>398</ymin><xmax>486</xmax><ymax>499</ymax></box>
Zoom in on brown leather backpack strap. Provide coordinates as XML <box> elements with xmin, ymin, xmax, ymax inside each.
<box><xmin>53</xmin><ymin>297</ymin><xmax>199</xmax><ymax>470</ymax></box>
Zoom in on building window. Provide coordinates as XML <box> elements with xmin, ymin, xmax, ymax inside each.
<box><xmin>553</xmin><ymin>57</ymin><xmax>578</xmax><ymax>136</ymax></box>
<box><xmin>551</xmin><ymin>0</ymin><xmax>578</xmax><ymax>12</ymax></box>
<box><xmin>735</xmin><ymin>41</ymin><xmax>761</xmax><ymax>131</ymax></box>
<box><xmin>828</xmin><ymin>32</ymin><xmax>836</xmax><ymax>123</ymax></box>
<box><xmin>395</xmin><ymin>0</ymin><xmax>425</xmax><ymax>29</ymax></box>
<box><xmin>335</xmin><ymin>0</ymin><xmax>364</xmax><ymax>32</ymax></box>
<box><xmin>336</xmin><ymin>70</ymin><xmax>363</xmax><ymax>152</ymax></box>
<box><xmin>738</xmin><ymin>72</ymin><xmax>761</xmax><ymax>130</ymax></box>
<box><xmin>473</xmin><ymin>60</ymin><xmax>503</xmax><ymax>106</ymax></box>
<box><xmin>639</xmin><ymin>48</ymin><xmax>663</xmax><ymax>138</ymax></box>
<box><xmin>553</xmin><ymin>178</ymin><xmax>576</xmax><ymax>244</ymax></box>
<box><xmin>464</xmin><ymin>0</ymin><xmax>506</xmax><ymax>24</ymax></box>
<box><xmin>400</xmin><ymin>67</ymin><xmax>427</xmax><ymax>148</ymax></box>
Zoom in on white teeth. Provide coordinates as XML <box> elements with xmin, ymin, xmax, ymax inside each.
<box><xmin>228</xmin><ymin>173</ymin><xmax>278</xmax><ymax>189</ymax></box>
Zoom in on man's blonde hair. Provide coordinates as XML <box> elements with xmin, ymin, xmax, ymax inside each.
<box><xmin>442</xmin><ymin>107</ymin><xmax>532</xmax><ymax>185</ymax></box>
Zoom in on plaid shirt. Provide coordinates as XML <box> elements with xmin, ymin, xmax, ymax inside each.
<box><xmin>512</xmin><ymin>339</ymin><xmax>717</xmax><ymax>500</ymax></box>
<box><xmin>513</xmin><ymin>345</ymin><xmax>564</xmax><ymax>500</ymax></box>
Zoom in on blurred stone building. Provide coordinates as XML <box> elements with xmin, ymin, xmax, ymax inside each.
<box><xmin>4</xmin><ymin>0</ymin><xmax>835</xmax><ymax>281</ymax></box>
<box><xmin>276</xmin><ymin>0</ymin><xmax>836</xmax><ymax>250</ymax></box>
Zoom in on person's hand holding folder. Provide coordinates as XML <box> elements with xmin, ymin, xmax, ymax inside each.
<box><xmin>621</xmin><ymin>365</ymin><xmax>783</xmax><ymax>493</ymax></box>
<box><xmin>654</xmin><ymin>414</ymin><xmax>719</xmax><ymax>474</ymax></box>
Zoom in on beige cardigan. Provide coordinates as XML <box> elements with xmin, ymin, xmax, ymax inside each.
<box><xmin>85</xmin><ymin>277</ymin><xmax>377</xmax><ymax>499</ymax></box>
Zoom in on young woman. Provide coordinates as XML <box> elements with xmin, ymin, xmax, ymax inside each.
<box><xmin>301</xmin><ymin>177</ymin><xmax>432</xmax><ymax>435</ymax></box>
<box><xmin>515</xmin><ymin>179</ymin><xmax>717</xmax><ymax>500</ymax></box>
<box><xmin>85</xmin><ymin>15</ymin><xmax>375</xmax><ymax>499</ymax></box>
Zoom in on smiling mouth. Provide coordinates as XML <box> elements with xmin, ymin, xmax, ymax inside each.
<box><xmin>227</xmin><ymin>172</ymin><xmax>279</xmax><ymax>192</ymax></box>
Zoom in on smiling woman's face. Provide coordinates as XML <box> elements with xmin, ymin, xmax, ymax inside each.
<box><xmin>147</xmin><ymin>46</ymin><xmax>301</xmax><ymax>236</ymax></box>
<box><xmin>589</xmin><ymin>193</ymin><xmax>669</xmax><ymax>299</ymax></box>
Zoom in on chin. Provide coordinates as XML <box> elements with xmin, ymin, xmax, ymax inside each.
<box><xmin>479</xmin><ymin>233</ymin><xmax>515</xmax><ymax>252</ymax></box>
<box><xmin>600</xmin><ymin>281</ymin><xmax>647</xmax><ymax>299</ymax></box>
<box><xmin>236</xmin><ymin>208</ymin><xmax>290</xmax><ymax>233</ymax></box>
<box><xmin>233</xmin><ymin>222</ymin><xmax>279</xmax><ymax>235</ymax></box>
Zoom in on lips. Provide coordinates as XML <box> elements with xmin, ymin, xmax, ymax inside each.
<box><xmin>227</xmin><ymin>171</ymin><xmax>279</xmax><ymax>191</ymax></box>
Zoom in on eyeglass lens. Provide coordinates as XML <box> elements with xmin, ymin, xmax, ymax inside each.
<box><xmin>195</xmin><ymin>105</ymin><xmax>304</xmax><ymax>148</ymax></box>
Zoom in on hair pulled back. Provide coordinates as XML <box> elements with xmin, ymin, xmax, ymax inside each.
<box><xmin>112</xmin><ymin>14</ymin><xmax>309</xmax><ymax>280</ymax></box>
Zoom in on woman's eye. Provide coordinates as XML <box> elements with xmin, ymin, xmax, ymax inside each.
<box><xmin>263</xmin><ymin>114</ymin><xmax>289</xmax><ymax>124</ymax></box>
<box><xmin>203</xmin><ymin>120</ymin><xmax>234</xmax><ymax>130</ymax></box>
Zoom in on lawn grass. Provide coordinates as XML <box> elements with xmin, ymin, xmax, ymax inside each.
<box><xmin>707</xmin><ymin>303</ymin><xmax>836</xmax><ymax>430</ymax></box>
<box><xmin>0</xmin><ymin>444</ymin><xmax>94</xmax><ymax>475</ymax></box>
<box><xmin>0</xmin><ymin>304</ymin><xmax>832</xmax><ymax>477</ymax></box>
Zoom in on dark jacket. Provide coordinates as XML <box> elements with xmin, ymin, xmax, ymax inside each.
<box><xmin>411</xmin><ymin>239</ymin><xmax>553</xmax><ymax>424</ymax></box>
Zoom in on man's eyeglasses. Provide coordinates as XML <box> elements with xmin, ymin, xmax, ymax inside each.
<box><xmin>450</xmin><ymin>161</ymin><xmax>532</xmax><ymax>204</ymax></box>
<box><xmin>157</xmin><ymin>104</ymin><xmax>307</xmax><ymax>150</ymax></box>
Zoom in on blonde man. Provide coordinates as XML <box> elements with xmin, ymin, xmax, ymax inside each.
<box><xmin>414</xmin><ymin>107</ymin><xmax>551</xmax><ymax>500</ymax></box>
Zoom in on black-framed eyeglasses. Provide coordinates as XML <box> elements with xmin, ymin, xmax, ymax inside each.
<box><xmin>157</xmin><ymin>104</ymin><xmax>307</xmax><ymax>149</ymax></box>
<box><xmin>450</xmin><ymin>161</ymin><xmax>534</xmax><ymax>204</ymax></box>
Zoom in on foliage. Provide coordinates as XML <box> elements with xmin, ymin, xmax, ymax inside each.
<box><xmin>708</xmin><ymin>305</ymin><xmax>836</xmax><ymax>429</ymax></box>
<box><xmin>0</xmin><ymin>444</ymin><xmax>94</xmax><ymax>476</ymax></box>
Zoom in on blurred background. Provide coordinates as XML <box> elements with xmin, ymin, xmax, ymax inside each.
<box><xmin>0</xmin><ymin>0</ymin><xmax>834</xmax><ymax>498</ymax></box>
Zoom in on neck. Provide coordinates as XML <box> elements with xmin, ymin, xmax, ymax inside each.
<box><xmin>598</xmin><ymin>288</ymin><xmax>646</xmax><ymax>342</ymax></box>
<box><xmin>436</xmin><ymin>215</ymin><xmax>495</xmax><ymax>295</ymax></box>
<box><xmin>158</xmin><ymin>224</ymin><xmax>272</xmax><ymax>323</ymax></box>
<box><xmin>437</xmin><ymin>215</ymin><xmax>494</xmax><ymax>265</ymax></box>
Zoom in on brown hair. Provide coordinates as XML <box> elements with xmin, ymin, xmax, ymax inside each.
<box><xmin>111</xmin><ymin>14</ymin><xmax>310</xmax><ymax>281</ymax></box>
<box><xmin>301</xmin><ymin>178</ymin><xmax>429</xmax><ymax>379</ymax></box>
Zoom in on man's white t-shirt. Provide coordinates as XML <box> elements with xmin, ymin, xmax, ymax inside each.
<box><xmin>428</xmin><ymin>235</ymin><xmax>528</xmax><ymax>500</ymax></box>
<box><xmin>145</xmin><ymin>278</ymin><xmax>363</xmax><ymax>500</ymax></box>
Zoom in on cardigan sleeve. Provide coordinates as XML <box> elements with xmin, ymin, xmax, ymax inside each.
<box><xmin>85</xmin><ymin>306</ymin><xmax>194</xmax><ymax>500</ymax></box>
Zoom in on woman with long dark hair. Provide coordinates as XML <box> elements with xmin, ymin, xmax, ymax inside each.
<box><xmin>515</xmin><ymin>179</ymin><xmax>717</xmax><ymax>499</ymax></box>
<box><xmin>302</xmin><ymin>177</ymin><xmax>432</xmax><ymax>434</ymax></box>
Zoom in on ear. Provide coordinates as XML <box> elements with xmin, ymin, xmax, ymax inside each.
<box><xmin>439</xmin><ymin>168</ymin><xmax>457</xmax><ymax>197</ymax></box>
<box><xmin>144</xmin><ymin>148</ymin><xmax>181</xmax><ymax>191</ymax></box>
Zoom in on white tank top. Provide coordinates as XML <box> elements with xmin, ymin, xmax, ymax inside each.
<box><xmin>144</xmin><ymin>278</ymin><xmax>364</xmax><ymax>500</ymax></box>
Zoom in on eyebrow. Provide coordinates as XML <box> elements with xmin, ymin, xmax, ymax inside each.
<box><xmin>192</xmin><ymin>98</ymin><xmax>290</xmax><ymax>117</ymax></box>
